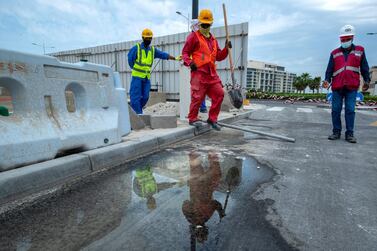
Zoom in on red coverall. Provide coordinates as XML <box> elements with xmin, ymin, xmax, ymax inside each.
<box><xmin>182</xmin><ymin>32</ymin><xmax>228</xmax><ymax>123</ymax></box>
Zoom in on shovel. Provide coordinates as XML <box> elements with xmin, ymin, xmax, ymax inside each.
<box><xmin>223</xmin><ymin>3</ymin><xmax>243</xmax><ymax>109</ymax></box>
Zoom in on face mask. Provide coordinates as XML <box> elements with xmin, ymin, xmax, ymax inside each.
<box><xmin>341</xmin><ymin>40</ymin><xmax>352</xmax><ymax>49</ymax></box>
<box><xmin>199</xmin><ymin>26</ymin><xmax>210</xmax><ymax>38</ymax></box>
<box><xmin>143</xmin><ymin>39</ymin><xmax>152</xmax><ymax>47</ymax></box>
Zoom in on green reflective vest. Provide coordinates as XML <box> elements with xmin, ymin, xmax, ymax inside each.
<box><xmin>0</xmin><ymin>106</ymin><xmax>9</xmax><ymax>116</ymax></box>
<box><xmin>131</xmin><ymin>43</ymin><xmax>155</xmax><ymax>79</ymax></box>
<box><xmin>135</xmin><ymin>168</ymin><xmax>157</xmax><ymax>197</ymax></box>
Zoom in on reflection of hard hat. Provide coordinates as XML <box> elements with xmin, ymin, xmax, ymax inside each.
<box><xmin>142</xmin><ymin>28</ymin><xmax>153</xmax><ymax>38</ymax></box>
<box><xmin>198</xmin><ymin>9</ymin><xmax>213</xmax><ymax>24</ymax></box>
<box><xmin>339</xmin><ymin>25</ymin><xmax>355</xmax><ymax>37</ymax></box>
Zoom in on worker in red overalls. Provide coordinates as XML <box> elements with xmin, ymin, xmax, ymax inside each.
<box><xmin>182</xmin><ymin>9</ymin><xmax>231</xmax><ymax>131</ymax></box>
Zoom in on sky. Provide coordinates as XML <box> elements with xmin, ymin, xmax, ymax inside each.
<box><xmin>0</xmin><ymin>0</ymin><xmax>376</xmax><ymax>78</ymax></box>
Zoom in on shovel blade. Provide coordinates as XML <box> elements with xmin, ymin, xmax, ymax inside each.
<box><xmin>228</xmin><ymin>88</ymin><xmax>243</xmax><ymax>109</ymax></box>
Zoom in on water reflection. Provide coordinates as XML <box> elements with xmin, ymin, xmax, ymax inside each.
<box><xmin>0</xmin><ymin>148</ymin><xmax>277</xmax><ymax>251</ymax></box>
<box><xmin>183</xmin><ymin>151</ymin><xmax>242</xmax><ymax>250</ymax></box>
<box><xmin>133</xmin><ymin>165</ymin><xmax>177</xmax><ymax>210</ymax></box>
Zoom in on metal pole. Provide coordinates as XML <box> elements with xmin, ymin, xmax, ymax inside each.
<box><xmin>216</xmin><ymin>121</ymin><xmax>296</xmax><ymax>143</ymax></box>
<box><xmin>192</xmin><ymin>0</ymin><xmax>198</xmax><ymax>19</ymax></box>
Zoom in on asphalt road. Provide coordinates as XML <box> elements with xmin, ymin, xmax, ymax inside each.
<box><xmin>0</xmin><ymin>101</ymin><xmax>376</xmax><ymax>251</ymax></box>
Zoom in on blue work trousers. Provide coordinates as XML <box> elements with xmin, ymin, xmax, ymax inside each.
<box><xmin>130</xmin><ymin>76</ymin><xmax>151</xmax><ymax>114</ymax></box>
<box><xmin>331</xmin><ymin>88</ymin><xmax>357</xmax><ymax>136</ymax></box>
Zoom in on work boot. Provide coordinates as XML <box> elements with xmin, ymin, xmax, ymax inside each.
<box><xmin>328</xmin><ymin>133</ymin><xmax>340</xmax><ymax>140</ymax></box>
<box><xmin>189</xmin><ymin>120</ymin><xmax>204</xmax><ymax>128</ymax></box>
<box><xmin>345</xmin><ymin>134</ymin><xmax>357</xmax><ymax>143</ymax></box>
<box><xmin>207</xmin><ymin>120</ymin><xmax>221</xmax><ymax>131</ymax></box>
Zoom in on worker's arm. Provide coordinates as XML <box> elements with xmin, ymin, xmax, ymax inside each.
<box><xmin>154</xmin><ymin>48</ymin><xmax>173</xmax><ymax>60</ymax></box>
<box><xmin>182</xmin><ymin>32</ymin><xmax>199</xmax><ymax>67</ymax></box>
<box><xmin>325</xmin><ymin>54</ymin><xmax>334</xmax><ymax>83</ymax></box>
<box><xmin>360</xmin><ymin>51</ymin><xmax>371</xmax><ymax>84</ymax></box>
<box><xmin>127</xmin><ymin>45</ymin><xmax>137</xmax><ymax>69</ymax></box>
<box><xmin>215</xmin><ymin>39</ymin><xmax>229</xmax><ymax>62</ymax></box>
<box><xmin>212</xmin><ymin>200</ymin><xmax>225</xmax><ymax>219</ymax></box>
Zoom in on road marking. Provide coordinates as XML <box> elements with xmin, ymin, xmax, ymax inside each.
<box><xmin>370</xmin><ymin>121</ymin><xmax>377</xmax><ymax>127</ymax></box>
<box><xmin>266</xmin><ymin>107</ymin><xmax>285</xmax><ymax>112</ymax></box>
<box><xmin>357</xmin><ymin>110</ymin><xmax>377</xmax><ymax>116</ymax></box>
<box><xmin>296</xmin><ymin>108</ymin><xmax>313</xmax><ymax>113</ymax></box>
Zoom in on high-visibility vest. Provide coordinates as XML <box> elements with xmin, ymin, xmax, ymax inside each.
<box><xmin>131</xmin><ymin>43</ymin><xmax>155</xmax><ymax>79</ymax></box>
<box><xmin>191</xmin><ymin>31</ymin><xmax>217</xmax><ymax>70</ymax></box>
<box><xmin>331</xmin><ymin>45</ymin><xmax>364</xmax><ymax>90</ymax></box>
<box><xmin>135</xmin><ymin>168</ymin><xmax>157</xmax><ymax>197</ymax></box>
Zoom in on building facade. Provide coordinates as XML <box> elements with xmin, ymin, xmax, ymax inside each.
<box><xmin>246</xmin><ymin>60</ymin><xmax>296</xmax><ymax>93</ymax></box>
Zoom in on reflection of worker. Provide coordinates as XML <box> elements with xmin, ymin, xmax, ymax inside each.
<box><xmin>0</xmin><ymin>106</ymin><xmax>9</xmax><ymax>116</ymax></box>
<box><xmin>133</xmin><ymin>166</ymin><xmax>177</xmax><ymax>210</ymax></box>
<box><xmin>128</xmin><ymin>29</ymin><xmax>180</xmax><ymax>114</ymax></box>
<box><xmin>182</xmin><ymin>152</ymin><xmax>225</xmax><ymax>243</ymax></box>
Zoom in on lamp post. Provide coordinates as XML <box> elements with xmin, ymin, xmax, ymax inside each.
<box><xmin>32</xmin><ymin>42</ymin><xmax>55</xmax><ymax>55</ymax></box>
<box><xmin>176</xmin><ymin>11</ymin><xmax>190</xmax><ymax>32</ymax></box>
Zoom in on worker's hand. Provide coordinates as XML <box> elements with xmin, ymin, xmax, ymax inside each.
<box><xmin>322</xmin><ymin>81</ymin><xmax>330</xmax><ymax>89</ymax></box>
<box><xmin>175</xmin><ymin>55</ymin><xmax>182</xmax><ymax>61</ymax></box>
<box><xmin>225</xmin><ymin>39</ymin><xmax>232</xmax><ymax>49</ymax></box>
<box><xmin>219</xmin><ymin>209</ymin><xmax>226</xmax><ymax>219</ymax></box>
<box><xmin>362</xmin><ymin>83</ymin><xmax>370</xmax><ymax>92</ymax></box>
<box><xmin>190</xmin><ymin>62</ymin><xmax>198</xmax><ymax>71</ymax></box>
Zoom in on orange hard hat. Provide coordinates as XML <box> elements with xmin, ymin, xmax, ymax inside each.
<box><xmin>198</xmin><ymin>9</ymin><xmax>213</xmax><ymax>24</ymax></box>
<box><xmin>142</xmin><ymin>28</ymin><xmax>153</xmax><ymax>38</ymax></box>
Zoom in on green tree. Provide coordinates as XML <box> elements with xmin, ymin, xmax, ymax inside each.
<box><xmin>309</xmin><ymin>76</ymin><xmax>321</xmax><ymax>93</ymax></box>
<box><xmin>293</xmin><ymin>73</ymin><xmax>311</xmax><ymax>93</ymax></box>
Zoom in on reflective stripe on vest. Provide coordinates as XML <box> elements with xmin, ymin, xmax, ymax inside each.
<box><xmin>132</xmin><ymin>43</ymin><xmax>155</xmax><ymax>79</ymax></box>
<box><xmin>191</xmin><ymin>31</ymin><xmax>217</xmax><ymax>68</ymax></box>
<box><xmin>332</xmin><ymin>66</ymin><xmax>360</xmax><ymax>77</ymax></box>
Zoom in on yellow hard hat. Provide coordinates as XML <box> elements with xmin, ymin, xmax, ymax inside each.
<box><xmin>198</xmin><ymin>9</ymin><xmax>213</xmax><ymax>24</ymax></box>
<box><xmin>142</xmin><ymin>28</ymin><xmax>153</xmax><ymax>38</ymax></box>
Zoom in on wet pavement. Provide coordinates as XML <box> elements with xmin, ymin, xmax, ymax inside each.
<box><xmin>0</xmin><ymin>133</ymin><xmax>297</xmax><ymax>251</ymax></box>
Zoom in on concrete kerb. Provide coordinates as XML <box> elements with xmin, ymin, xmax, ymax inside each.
<box><xmin>0</xmin><ymin>111</ymin><xmax>251</xmax><ymax>207</ymax></box>
<box><xmin>0</xmin><ymin>155</ymin><xmax>91</xmax><ymax>205</ymax></box>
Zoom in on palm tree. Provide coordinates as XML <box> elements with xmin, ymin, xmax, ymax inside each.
<box><xmin>309</xmin><ymin>77</ymin><xmax>321</xmax><ymax>93</ymax></box>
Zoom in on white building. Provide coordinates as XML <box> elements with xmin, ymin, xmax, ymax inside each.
<box><xmin>246</xmin><ymin>60</ymin><xmax>296</xmax><ymax>93</ymax></box>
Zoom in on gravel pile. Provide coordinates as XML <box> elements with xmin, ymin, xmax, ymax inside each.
<box><xmin>144</xmin><ymin>102</ymin><xmax>179</xmax><ymax>115</ymax></box>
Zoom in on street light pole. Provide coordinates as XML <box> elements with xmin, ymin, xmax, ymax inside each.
<box><xmin>176</xmin><ymin>11</ymin><xmax>190</xmax><ymax>32</ymax></box>
<box><xmin>32</xmin><ymin>42</ymin><xmax>55</xmax><ymax>55</ymax></box>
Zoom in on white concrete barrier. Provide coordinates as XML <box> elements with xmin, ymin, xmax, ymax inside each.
<box><xmin>0</xmin><ymin>49</ymin><xmax>131</xmax><ymax>171</ymax></box>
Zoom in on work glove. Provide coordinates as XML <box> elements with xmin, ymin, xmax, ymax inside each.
<box><xmin>322</xmin><ymin>81</ymin><xmax>330</xmax><ymax>89</ymax></box>
<box><xmin>175</xmin><ymin>55</ymin><xmax>182</xmax><ymax>61</ymax></box>
<box><xmin>225</xmin><ymin>39</ymin><xmax>232</xmax><ymax>49</ymax></box>
<box><xmin>190</xmin><ymin>62</ymin><xmax>198</xmax><ymax>71</ymax></box>
<box><xmin>362</xmin><ymin>83</ymin><xmax>370</xmax><ymax>92</ymax></box>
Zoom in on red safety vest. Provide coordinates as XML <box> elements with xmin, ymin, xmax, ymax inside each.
<box><xmin>331</xmin><ymin>45</ymin><xmax>364</xmax><ymax>90</ymax></box>
<box><xmin>191</xmin><ymin>31</ymin><xmax>217</xmax><ymax>70</ymax></box>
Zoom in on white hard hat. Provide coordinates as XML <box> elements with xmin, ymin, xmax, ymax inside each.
<box><xmin>339</xmin><ymin>25</ymin><xmax>355</xmax><ymax>37</ymax></box>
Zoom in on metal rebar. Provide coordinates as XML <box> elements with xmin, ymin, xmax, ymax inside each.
<box><xmin>217</xmin><ymin>122</ymin><xmax>296</xmax><ymax>143</ymax></box>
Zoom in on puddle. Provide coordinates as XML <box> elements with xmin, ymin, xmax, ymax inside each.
<box><xmin>0</xmin><ymin>145</ymin><xmax>296</xmax><ymax>251</ymax></box>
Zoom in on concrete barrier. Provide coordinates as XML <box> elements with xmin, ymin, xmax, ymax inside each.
<box><xmin>0</xmin><ymin>49</ymin><xmax>131</xmax><ymax>171</ymax></box>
